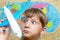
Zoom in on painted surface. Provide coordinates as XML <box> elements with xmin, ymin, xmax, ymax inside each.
<box><xmin>0</xmin><ymin>0</ymin><xmax>60</xmax><ymax>40</ymax></box>
<box><xmin>0</xmin><ymin>2</ymin><xmax>60</xmax><ymax>33</ymax></box>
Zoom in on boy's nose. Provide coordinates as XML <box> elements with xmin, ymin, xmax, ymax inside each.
<box><xmin>25</xmin><ymin>23</ymin><xmax>30</xmax><ymax>28</ymax></box>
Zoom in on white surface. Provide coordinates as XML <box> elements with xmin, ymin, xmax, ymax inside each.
<box><xmin>4</xmin><ymin>6</ymin><xmax>22</xmax><ymax>38</ymax></box>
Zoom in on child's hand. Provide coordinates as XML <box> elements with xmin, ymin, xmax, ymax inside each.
<box><xmin>0</xmin><ymin>27</ymin><xmax>10</xmax><ymax>40</ymax></box>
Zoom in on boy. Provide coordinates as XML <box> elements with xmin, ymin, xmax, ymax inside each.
<box><xmin>0</xmin><ymin>8</ymin><xmax>48</xmax><ymax>40</ymax></box>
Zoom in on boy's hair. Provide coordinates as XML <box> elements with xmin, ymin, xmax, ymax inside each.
<box><xmin>23</xmin><ymin>8</ymin><xmax>48</xmax><ymax>27</ymax></box>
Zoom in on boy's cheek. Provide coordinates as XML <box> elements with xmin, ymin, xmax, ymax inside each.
<box><xmin>31</xmin><ymin>26</ymin><xmax>41</xmax><ymax>33</ymax></box>
<box><xmin>21</xmin><ymin>26</ymin><xmax>25</xmax><ymax>31</ymax></box>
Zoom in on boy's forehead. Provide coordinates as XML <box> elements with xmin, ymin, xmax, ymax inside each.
<box><xmin>21</xmin><ymin>14</ymin><xmax>40</xmax><ymax>21</ymax></box>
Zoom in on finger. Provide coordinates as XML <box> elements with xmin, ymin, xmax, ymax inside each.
<box><xmin>0</xmin><ymin>27</ymin><xmax>6</xmax><ymax>34</ymax></box>
<box><xmin>0</xmin><ymin>26</ymin><xmax>10</xmax><ymax>35</ymax></box>
<box><xmin>0</xmin><ymin>28</ymin><xmax>2</xmax><ymax>34</ymax></box>
<box><xmin>1</xmin><ymin>26</ymin><xmax>10</xmax><ymax>35</ymax></box>
<box><xmin>2</xmin><ymin>26</ymin><xmax>6</xmax><ymax>33</ymax></box>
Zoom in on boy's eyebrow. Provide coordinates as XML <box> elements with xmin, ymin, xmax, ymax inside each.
<box><xmin>31</xmin><ymin>19</ymin><xmax>38</xmax><ymax>22</ymax></box>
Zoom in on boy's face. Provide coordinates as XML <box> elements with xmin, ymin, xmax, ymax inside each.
<box><xmin>21</xmin><ymin>15</ymin><xmax>45</xmax><ymax>38</ymax></box>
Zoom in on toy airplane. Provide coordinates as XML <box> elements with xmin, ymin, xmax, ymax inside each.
<box><xmin>4</xmin><ymin>6</ymin><xmax>22</xmax><ymax>38</ymax></box>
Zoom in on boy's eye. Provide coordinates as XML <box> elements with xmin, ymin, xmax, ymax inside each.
<box><xmin>23</xmin><ymin>20</ymin><xmax>27</xmax><ymax>23</ymax></box>
<box><xmin>32</xmin><ymin>21</ymin><xmax>37</xmax><ymax>24</ymax></box>
<box><xmin>21</xmin><ymin>16</ymin><xmax>27</xmax><ymax>23</ymax></box>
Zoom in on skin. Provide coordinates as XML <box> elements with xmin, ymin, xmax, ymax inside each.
<box><xmin>0</xmin><ymin>15</ymin><xmax>46</xmax><ymax>40</ymax></box>
<box><xmin>21</xmin><ymin>15</ymin><xmax>46</xmax><ymax>40</ymax></box>
<box><xmin>0</xmin><ymin>27</ymin><xmax>10</xmax><ymax>40</ymax></box>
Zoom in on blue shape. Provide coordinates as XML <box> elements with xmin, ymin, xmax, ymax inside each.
<box><xmin>46</xmin><ymin>3</ymin><xmax>60</xmax><ymax>32</ymax></box>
